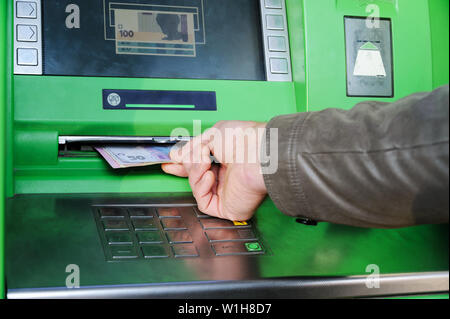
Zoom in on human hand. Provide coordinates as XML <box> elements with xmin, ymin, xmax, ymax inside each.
<box><xmin>162</xmin><ymin>121</ymin><xmax>267</xmax><ymax>221</ymax></box>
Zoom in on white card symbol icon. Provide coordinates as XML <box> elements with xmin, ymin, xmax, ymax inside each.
<box><xmin>353</xmin><ymin>42</ymin><xmax>386</xmax><ymax>77</ymax></box>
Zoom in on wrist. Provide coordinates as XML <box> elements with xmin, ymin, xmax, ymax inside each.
<box><xmin>245</xmin><ymin>122</ymin><xmax>267</xmax><ymax>194</ymax></box>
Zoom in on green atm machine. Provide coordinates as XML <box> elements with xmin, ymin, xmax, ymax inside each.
<box><xmin>0</xmin><ymin>0</ymin><xmax>448</xmax><ymax>298</ymax></box>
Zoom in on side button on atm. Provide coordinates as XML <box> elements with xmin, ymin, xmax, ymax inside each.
<box><xmin>17</xmin><ymin>48</ymin><xmax>38</xmax><ymax>66</ymax></box>
<box><xmin>268</xmin><ymin>36</ymin><xmax>286</xmax><ymax>52</ymax></box>
<box><xmin>17</xmin><ymin>24</ymin><xmax>37</xmax><ymax>42</ymax></box>
<box><xmin>16</xmin><ymin>1</ymin><xmax>37</xmax><ymax>19</ymax></box>
<box><xmin>266</xmin><ymin>14</ymin><xmax>284</xmax><ymax>30</ymax></box>
<box><xmin>269</xmin><ymin>58</ymin><xmax>288</xmax><ymax>74</ymax></box>
<box><xmin>265</xmin><ymin>0</ymin><xmax>283</xmax><ymax>9</ymax></box>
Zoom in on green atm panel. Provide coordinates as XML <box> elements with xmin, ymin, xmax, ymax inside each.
<box><xmin>1</xmin><ymin>0</ymin><xmax>448</xmax><ymax>298</ymax></box>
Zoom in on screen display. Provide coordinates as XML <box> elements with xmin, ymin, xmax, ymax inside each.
<box><xmin>42</xmin><ymin>0</ymin><xmax>266</xmax><ymax>80</ymax></box>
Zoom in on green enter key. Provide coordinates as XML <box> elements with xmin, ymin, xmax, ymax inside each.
<box><xmin>245</xmin><ymin>242</ymin><xmax>263</xmax><ymax>252</ymax></box>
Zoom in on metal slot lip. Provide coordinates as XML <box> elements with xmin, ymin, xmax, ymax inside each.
<box><xmin>58</xmin><ymin>135</ymin><xmax>191</xmax><ymax>145</ymax></box>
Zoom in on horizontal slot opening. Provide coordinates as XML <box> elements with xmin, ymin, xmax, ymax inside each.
<box><xmin>58</xmin><ymin>136</ymin><xmax>189</xmax><ymax>158</ymax></box>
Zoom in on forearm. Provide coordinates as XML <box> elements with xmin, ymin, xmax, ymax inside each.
<box><xmin>262</xmin><ymin>85</ymin><xmax>449</xmax><ymax>228</ymax></box>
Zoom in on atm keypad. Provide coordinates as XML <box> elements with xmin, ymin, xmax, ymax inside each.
<box><xmin>94</xmin><ymin>206</ymin><xmax>266</xmax><ymax>261</ymax></box>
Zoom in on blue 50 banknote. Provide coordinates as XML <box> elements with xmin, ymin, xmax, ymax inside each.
<box><xmin>95</xmin><ymin>145</ymin><xmax>175</xmax><ymax>169</ymax></box>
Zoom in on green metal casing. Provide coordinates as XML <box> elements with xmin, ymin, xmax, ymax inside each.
<box><xmin>1</xmin><ymin>0</ymin><xmax>449</xmax><ymax>298</ymax></box>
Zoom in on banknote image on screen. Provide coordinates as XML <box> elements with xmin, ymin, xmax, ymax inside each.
<box><xmin>114</xmin><ymin>10</ymin><xmax>196</xmax><ymax>57</ymax></box>
<box><xmin>42</xmin><ymin>0</ymin><xmax>265</xmax><ymax>80</ymax></box>
<box><xmin>109</xmin><ymin>5</ymin><xmax>198</xmax><ymax>57</ymax></box>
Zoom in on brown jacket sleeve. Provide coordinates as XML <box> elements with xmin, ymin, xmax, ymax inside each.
<box><xmin>261</xmin><ymin>85</ymin><xmax>449</xmax><ymax>228</ymax></box>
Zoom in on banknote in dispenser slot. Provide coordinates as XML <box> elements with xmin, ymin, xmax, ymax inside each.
<box><xmin>58</xmin><ymin>135</ymin><xmax>190</xmax><ymax>168</ymax></box>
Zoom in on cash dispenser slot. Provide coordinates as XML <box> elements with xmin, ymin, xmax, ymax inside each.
<box><xmin>58</xmin><ymin>135</ymin><xmax>189</xmax><ymax>157</ymax></box>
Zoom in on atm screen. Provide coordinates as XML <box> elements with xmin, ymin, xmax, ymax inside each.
<box><xmin>40</xmin><ymin>0</ymin><xmax>266</xmax><ymax>80</ymax></box>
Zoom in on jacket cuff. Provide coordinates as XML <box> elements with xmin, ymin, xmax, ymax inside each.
<box><xmin>261</xmin><ymin>113</ymin><xmax>316</xmax><ymax>220</ymax></box>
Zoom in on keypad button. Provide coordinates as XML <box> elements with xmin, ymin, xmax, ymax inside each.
<box><xmin>161</xmin><ymin>218</ymin><xmax>187</xmax><ymax>230</ymax></box>
<box><xmin>211</xmin><ymin>241</ymin><xmax>265</xmax><ymax>256</ymax></box>
<box><xmin>106</xmin><ymin>232</ymin><xmax>133</xmax><ymax>244</ymax></box>
<box><xmin>141</xmin><ymin>245</ymin><xmax>169</xmax><ymax>258</ymax></box>
<box><xmin>270</xmin><ymin>58</ymin><xmax>289</xmax><ymax>74</ymax></box>
<box><xmin>16</xmin><ymin>1</ymin><xmax>37</xmax><ymax>19</ymax></box>
<box><xmin>166</xmin><ymin>230</ymin><xmax>193</xmax><ymax>244</ymax></box>
<box><xmin>266</xmin><ymin>15</ymin><xmax>284</xmax><ymax>30</ymax></box>
<box><xmin>200</xmin><ymin>218</ymin><xmax>251</xmax><ymax>230</ymax></box>
<box><xmin>265</xmin><ymin>0</ymin><xmax>283</xmax><ymax>9</ymax></box>
<box><xmin>205</xmin><ymin>228</ymin><xmax>257</xmax><ymax>242</ymax></box>
<box><xmin>268</xmin><ymin>36</ymin><xmax>286</xmax><ymax>52</ymax></box>
<box><xmin>132</xmin><ymin>217</ymin><xmax>157</xmax><ymax>230</ymax></box>
<box><xmin>194</xmin><ymin>207</ymin><xmax>212</xmax><ymax>218</ymax></box>
<box><xmin>17</xmin><ymin>48</ymin><xmax>37</xmax><ymax>66</ymax></box>
<box><xmin>172</xmin><ymin>244</ymin><xmax>199</xmax><ymax>258</ymax></box>
<box><xmin>98</xmin><ymin>207</ymin><xmax>125</xmax><ymax>218</ymax></box>
<box><xmin>17</xmin><ymin>24</ymin><xmax>37</xmax><ymax>42</ymax></box>
<box><xmin>245</xmin><ymin>242</ymin><xmax>264</xmax><ymax>252</ymax></box>
<box><xmin>137</xmin><ymin>231</ymin><xmax>163</xmax><ymax>244</ymax></box>
<box><xmin>157</xmin><ymin>207</ymin><xmax>181</xmax><ymax>218</ymax></box>
<box><xmin>102</xmin><ymin>219</ymin><xmax>129</xmax><ymax>231</ymax></box>
<box><xmin>110</xmin><ymin>245</ymin><xmax>138</xmax><ymax>259</ymax></box>
<box><xmin>128</xmin><ymin>207</ymin><xmax>155</xmax><ymax>217</ymax></box>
